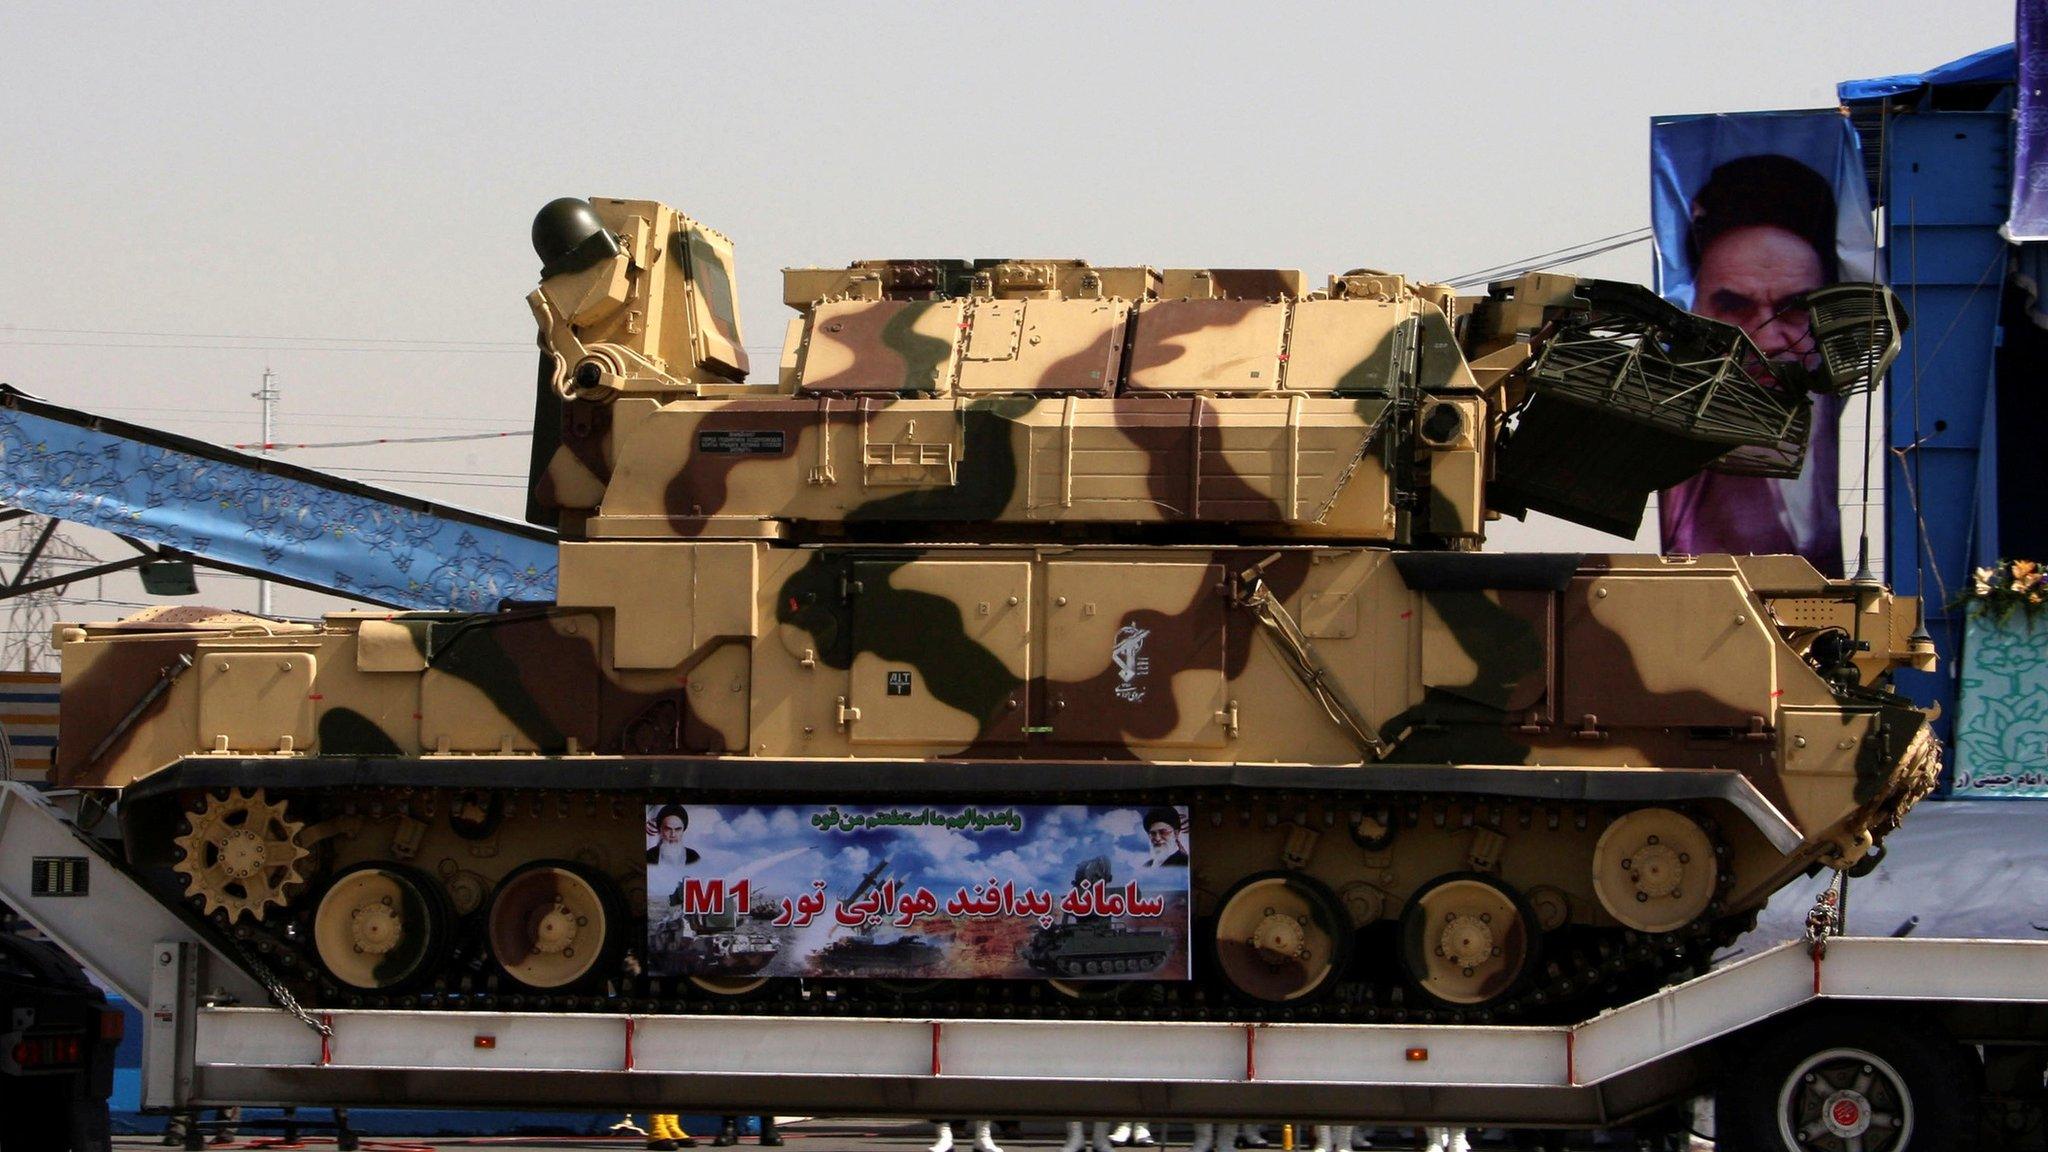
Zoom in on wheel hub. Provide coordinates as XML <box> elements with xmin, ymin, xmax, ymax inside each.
<box><xmin>1631</xmin><ymin>842</ymin><xmax>1682</xmax><ymax>899</ymax></box>
<box><xmin>1250</xmin><ymin>911</ymin><xmax>1307</xmax><ymax>962</ymax></box>
<box><xmin>531</xmin><ymin>901</ymin><xmax>582</xmax><ymax>955</ymax></box>
<box><xmin>1822</xmin><ymin>1089</ymin><xmax>1871</xmax><ymax>1138</ymax></box>
<box><xmin>1437</xmin><ymin>912</ymin><xmax>1494</xmax><ymax>971</ymax></box>
<box><xmin>220</xmin><ymin>830</ymin><xmax>265</xmax><ymax>879</ymax></box>
<box><xmin>349</xmin><ymin>899</ymin><xmax>401</xmax><ymax>955</ymax></box>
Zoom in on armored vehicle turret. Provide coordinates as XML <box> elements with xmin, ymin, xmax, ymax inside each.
<box><xmin>57</xmin><ymin>197</ymin><xmax>1936</xmax><ymax>1022</ymax></box>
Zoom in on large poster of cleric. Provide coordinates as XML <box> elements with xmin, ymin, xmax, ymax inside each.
<box><xmin>1650</xmin><ymin>111</ymin><xmax>1878</xmax><ymax>578</ymax></box>
<box><xmin>645</xmin><ymin>803</ymin><xmax>1192</xmax><ymax>981</ymax></box>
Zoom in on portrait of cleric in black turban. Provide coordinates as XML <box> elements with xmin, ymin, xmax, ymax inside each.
<box><xmin>646</xmin><ymin>803</ymin><xmax>701</xmax><ymax>866</ymax></box>
<box><xmin>1658</xmin><ymin>152</ymin><xmax>1846</xmax><ymax>577</ymax></box>
<box><xmin>1140</xmin><ymin>805</ymin><xmax>1188</xmax><ymax>867</ymax></box>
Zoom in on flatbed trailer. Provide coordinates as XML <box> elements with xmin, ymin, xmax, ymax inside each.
<box><xmin>4</xmin><ymin>783</ymin><xmax>2041</xmax><ymax>1150</ymax></box>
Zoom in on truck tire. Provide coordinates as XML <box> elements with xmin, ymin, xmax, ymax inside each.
<box><xmin>0</xmin><ymin>1080</ymin><xmax>75</xmax><ymax>1151</ymax></box>
<box><xmin>1715</xmin><ymin>1007</ymin><xmax>1979</xmax><ymax>1151</ymax></box>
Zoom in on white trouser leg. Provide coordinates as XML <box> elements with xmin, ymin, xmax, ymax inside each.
<box><xmin>1059</xmin><ymin>1123</ymin><xmax>1086</xmax><ymax>1152</ymax></box>
<box><xmin>928</xmin><ymin>1122</ymin><xmax>954</xmax><ymax>1152</ymax></box>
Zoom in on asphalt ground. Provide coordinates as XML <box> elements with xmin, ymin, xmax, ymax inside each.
<box><xmin>109</xmin><ymin>1120</ymin><xmax>1715</xmax><ymax>1151</ymax></box>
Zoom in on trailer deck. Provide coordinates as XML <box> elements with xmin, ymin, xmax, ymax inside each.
<box><xmin>5</xmin><ymin>781</ymin><xmax>2040</xmax><ymax>1144</ymax></box>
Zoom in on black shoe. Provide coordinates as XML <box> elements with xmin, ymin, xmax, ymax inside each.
<box><xmin>714</xmin><ymin>1120</ymin><xmax>740</xmax><ymax>1148</ymax></box>
<box><xmin>678</xmin><ymin>1137</ymin><xmax>698</xmax><ymax>1148</ymax></box>
<box><xmin>760</xmin><ymin>1122</ymin><xmax>784</xmax><ymax>1147</ymax></box>
<box><xmin>648</xmin><ymin>1141</ymin><xmax>678</xmax><ymax>1151</ymax></box>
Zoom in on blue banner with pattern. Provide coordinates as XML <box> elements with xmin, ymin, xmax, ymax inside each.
<box><xmin>0</xmin><ymin>393</ymin><xmax>555</xmax><ymax>611</ymax></box>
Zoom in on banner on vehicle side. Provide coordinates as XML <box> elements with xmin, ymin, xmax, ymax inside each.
<box><xmin>644</xmin><ymin>803</ymin><xmax>1191</xmax><ymax>981</ymax></box>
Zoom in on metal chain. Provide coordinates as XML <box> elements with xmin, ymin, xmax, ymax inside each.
<box><xmin>1803</xmin><ymin>872</ymin><xmax>1844</xmax><ymax>959</ymax></box>
<box><xmin>229</xmin><ymin>935</ymin><xmax>332</xmax><ymax>1037</ymax></box>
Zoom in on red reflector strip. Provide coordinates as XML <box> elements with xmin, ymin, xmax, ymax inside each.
<box><xmin>100</xmin><ymin>1009</ymin><xmax>125</xmax><ymax>1042</ymax></box>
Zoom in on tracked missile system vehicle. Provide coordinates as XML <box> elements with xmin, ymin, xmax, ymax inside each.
<box><xmin>55</xmin><ymin>196</ymin><xmax>1937</xmax><ymax>1023</ymax></box>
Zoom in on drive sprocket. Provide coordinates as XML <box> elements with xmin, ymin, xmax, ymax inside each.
<box><xmin>173</xmin><ymin>788</ymin><xmax>310</xmax><ymax>922</ymax></box>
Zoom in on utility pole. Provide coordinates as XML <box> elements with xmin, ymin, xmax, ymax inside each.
<box><xmin>253</xmin><ymin>366</ymin><xmax>278</xmax><ymax>616</ymax></box>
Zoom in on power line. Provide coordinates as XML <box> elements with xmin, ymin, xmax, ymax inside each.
<box><xmin>335</xmin><ymin>466</ymin><xmax>529</xmax><ymax>480</ymax></box>
<box><xmin>1444</xmin><ymin>228</ymin><xmax>1654</xmax><ymax>288</ymax></box>
<box><xmin>230</xmin><ymin>430</ymin><xmax>530</xmax><ymax>451</ymax></box>
<box><xmin>77</xmin><ymin>403</ymin><xmax>525</xmax><ymax>427</ymax></box>
<box><xmin>0</xmin><ymin>324</ymin><xmax>528</xmax><ymax>348</ymax></box>
<box><xmin>0</xmin><ymin>339</ymin><xmax>531</xmax><ymax>355</ymax></box>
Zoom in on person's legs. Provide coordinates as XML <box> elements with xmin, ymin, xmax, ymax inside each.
<box><xmin>1060</xmin><ymin>1123</ymin><xmax>1087</xmax><ymax>1152</ymax></box>
<box><xmin>929</xmin><ymin>1121</ymin><xmax>955</xmax><ymax>1152</ymax></box>
<box><xmin>756</xmin><ymin>1116</ymin><xmax>780</xmax><ymax>1146</ymax></box>
<box><xmin>970</xmin><ymin>1120</ymin><xmax>1001</xmax><ymax>1152</ymax></box>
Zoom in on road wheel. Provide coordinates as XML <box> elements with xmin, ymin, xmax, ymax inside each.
<box><xmin>1715</xmin><ymin>1007</ymin><xmax>1980</xmax><ymax>1151</ymax></box>
<box><xmin>1211</xmin><ymin>870</ymin><xmax>1350</xmax><ymax>1003</ymax></box>
<box><xmin>312</xmin><ymin>862</ymin><xmax>451</xmax><ymax>991</ymax></box>
<box><xmin>486</xmin><ymin>861</ymin><xmax>622</xmax><ymax>991</ymax></box>
<box><xmin>1399</xmin><ymin>871</ymin><xmax>1538</xmax><ymax>1010</ymax></box>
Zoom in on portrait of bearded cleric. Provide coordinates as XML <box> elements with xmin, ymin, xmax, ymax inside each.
<box><xmin>1658</xmin><ymin>152</ymin><xmax>1846</xmax><ymax>576</ymax></box>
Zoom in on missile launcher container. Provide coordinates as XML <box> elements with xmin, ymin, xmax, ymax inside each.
<box><xmin>55</xmin><ymin>197</ymin><xmax>1937</xmax><ymax>1022</ymax></box>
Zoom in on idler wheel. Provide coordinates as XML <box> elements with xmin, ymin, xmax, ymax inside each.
<box><xmin>1399</xmin><ymin>872</ymin><xmax>1537</xmax><ymax>1009</ymax></box>
<box><xmin>1212</xmin><ymin>871</ymin><xmax>1350</xmax><ymax>1003</ymax></box>
<box><xmin>487</xmin><ymin>861</ymin><xmax>620</xmax><ymax>991</ymax></box>
<box><xmin>1591</xmin><ymin>808</ymin><xmax>1716</xmax><ymax>933</ymax></box>
<box><xmin>312</xmin><ymin>863</ymin><xmax>450</xmax><ymax>991</ymax></box>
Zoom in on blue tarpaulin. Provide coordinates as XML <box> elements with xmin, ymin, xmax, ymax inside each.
<box><xmin>1838</xmin><ymin>43</ymin><xmax>2017</xmax><ymax>102</ymax></box>
<box><xmin>0</xmin><ymin>385</ymin><xmax>557</xmax><ymax>611</ymax></box>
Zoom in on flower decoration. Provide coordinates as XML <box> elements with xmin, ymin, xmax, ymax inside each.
<box><xmin>1965</xmin><ymin>558</ymin><xmax>2048</xmax><ymax>618</ymax></box>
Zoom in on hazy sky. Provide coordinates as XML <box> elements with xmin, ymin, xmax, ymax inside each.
<box><xmin>0</xmin><ymin>2</ymin><xmax>2015</xmax><ymax>629</ymax></box>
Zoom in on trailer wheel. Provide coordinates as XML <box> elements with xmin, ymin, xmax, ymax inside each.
<box><xmin>1716</xmin><ymin>1008</ymin><xmax>1979</xmax><ymax>1152</ymax></box>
